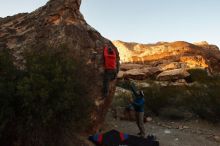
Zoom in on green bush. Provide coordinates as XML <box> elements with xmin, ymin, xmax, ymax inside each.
<box><xmin>112</xmin><ymin>91</ymin><xmax>132</xmax><ymax>108</ymax></box>
<box><xmin>116</xmin><ymin>69</ymin><xmax>220</xmax><ymax>122</ymax></box>
<box><xmin>142</xmin><ymin>78</ymin><xmax>220</xmax><ymax>122</ymax></box>
<box><xmin>187</xmin><ymin>68</ymin><xmax>211</xmax><ymax>83</ymax></box>
<box><xmin>0</xmin><ymin>45</ymin><xmax>94</xmax><ymax>146</ymax></box>
<box><xmin>186</xmin><ymin>84</ymin><xmax>220</xmax><ymax>122</ymax></box>
<box><xmin>143</xmin><ymin>84</ymin><xmax>189</xmax><ymax>116</ymax></box>
<box><xmin>116</xmin><ymin>79</ymin><xmax>131</xmax><ymax>90</ymax></box>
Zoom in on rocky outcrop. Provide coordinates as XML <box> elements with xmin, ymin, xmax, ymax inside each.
<box><xmin>122</xmin><ymin>69</ymin><xmax>147</xmax><ymax>80</ymax></box>
<box><xmin>115</xmin><ymin>40</ymin><xmax>220</xmax><ymax>81</ymax></box>
<box><xmin>180</xmin><ymin>55</ymin><xmax>208</xmax><ymax>68</ymax></box>
<box><xmin>119</xmin><ymin>63</ymin><xmax>190</xmax><ymax>81</ymax></box>
<box><xmin>0</xmin><ymin>0</ymin><xmax>119</xmax><ymax>133</ymax></box>
<box><xmin>156</xmin><ymin>69</ymin><xmax>190</xmax><ymax>81</ymax></box>
<box><xmin>193</xmin><ymin>41</ymin><xmax>209</xmax><ymax>46</ymax></box>
<box><xmin>158</xmin><ymin>62</ymin><xmax>186</xmax><ymax>71</ymax></box>
<box><xmin>118</xmin><ymin>62</ymin><xmax>188</xmax><ymax>80</ymax></box>
<box><xmin>113</xmin><ymin>40</ymin><xmax>220</xmax><ymax>73</ymax></box>
<box><xmin>117</xmin><ymin>64</ymin><xmax>161</xmax><ymax>80</ymax></box>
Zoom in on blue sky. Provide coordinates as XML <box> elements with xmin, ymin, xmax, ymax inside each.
<box><xmin>0</xmin><ymin>0</ymin><xmax>219</xmax><ymax>47</ymax></box>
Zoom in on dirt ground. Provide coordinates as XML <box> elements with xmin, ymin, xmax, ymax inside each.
<box><xmin>104</xmin><ymin>112</ymin><xmax>220</xmax><ymax>146</ymax></box>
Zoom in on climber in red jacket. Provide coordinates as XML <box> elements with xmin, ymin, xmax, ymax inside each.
<box><xmin>102</xmin><ymin>45</ymin><xmax>119</xmax><ymax>99</ymax></box>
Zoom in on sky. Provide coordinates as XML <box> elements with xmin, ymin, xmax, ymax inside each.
<box><xmin>0</xmin><ymin>0</ymin><xmax>219</xmax><ymax>47</ymax></box>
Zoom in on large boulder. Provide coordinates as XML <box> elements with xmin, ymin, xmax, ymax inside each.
<box><xmin>123</xmin><ymin>69</ymin><xmax>146</xmax><ymax>80</ymax></box>
<box><xmin>119</xmin><ymin>62</ymin><xmax>161</xmax><ymax>79</ymax></box>
<box><xmin>117</xmin><ymin>66</ymin><xmax>161</xmax><ymax>80</ymax></box>
<box><xmin>156</xmin><ymin>69</ymin><xmax>190</xmax><ymax>81</ymax></box>
<box><xmin>0</xmin><ymin>0</ymin><xmax>119</xmax><ymax>133</ymax></box>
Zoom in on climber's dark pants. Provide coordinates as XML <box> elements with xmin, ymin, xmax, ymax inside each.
<box><xmin>103</xmin><ymin>69</ymin><xmax>116</xmax><ymax>97</ymax></box>
<box><xmin>135</xmin><ymin>112</ymin><xmax>145</xmax><ymax>137</ymax></box>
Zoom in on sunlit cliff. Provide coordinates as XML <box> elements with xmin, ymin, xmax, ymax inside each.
<box><xmin>113</xmin><ymin>40</ymin><xmax>220</xmax><ymax>72</ymax></box>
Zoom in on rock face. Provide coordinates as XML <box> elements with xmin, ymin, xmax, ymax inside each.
<box><xmin>118</xmin><ymin>64</ymin><xmax>161</xmax><ymax>80</ymax></box>
<box><xmin>113</xmin><ymin>40</ymin><xmax>220</xmax><ymax>73</ymax></box>
<box><xmin>156</xmin><ymin>69</ymin><xmax>190</xmax><ymax>81</ymax></box>
<box><xmin>0</xmin><ymin>0</ymin><xmax>119</xmax><ymax>133</ymax></box>
<box><xmin>114</xmin><ymin>40</ymin><xmax>220</xmax><ymax>81</ymax></box>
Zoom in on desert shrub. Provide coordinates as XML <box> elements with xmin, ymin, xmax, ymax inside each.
<box><xmin>186</xmin><ymin>83</ymin><xmax>220</xmax><ymax>122</ymax></box>
<box><xmin>112</xmin><ymin>90</ymin><xmax>132</xmax><ymax>108</ymax></box>
<box><xmin>116</xmin><ymin>79</ymin><xmax>131</xmax><ymax>90</ymax></box>
<box><xmin>116</xmin><ymin>69</ymin><xmax>220</xmax><ymax>122</ymax></box>
<box><xmin>142</xmin><ymin>78</ymin><xmax>220</xmax><ymax>122</ymax></box>
<box><xmin>186</xmin><ymin>69</ymin><xmax>220</xmax><ymax>121</ymax></box>
<box><xmin>187</xmin><ymin>68</ymin><xmax>211</xmax><ymax>83</ymax></box>
<box><xmin>143</xmin><ymin>84</ymin><xmax>189</xmax><ymax>116</ymax></box>
<box><xmin>0</xmin><ymin>48</ymin><xmax>23</xmax><ymax>144</ymax></box>
<box><xmin>0</xmin><ymin>45</ymin><xmax>94</xmax><ymax>146</ymax></box>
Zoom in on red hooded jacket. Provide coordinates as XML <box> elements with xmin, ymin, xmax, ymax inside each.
<box><xmin>104</xmin><ymin>47</ymin><xmax>116</xmax><ymax>70</ymax></box>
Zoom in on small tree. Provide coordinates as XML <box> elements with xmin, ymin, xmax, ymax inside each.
<box><xmin>0</xmin><ymin>45</ymin><xmax>94</xmax><ymax>146</ymax></box>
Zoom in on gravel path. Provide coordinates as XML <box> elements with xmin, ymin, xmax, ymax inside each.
<box><xmin>105</xmin><ymin>114</ymin><xmax>220</xmax><ymax>146</ymax></box>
